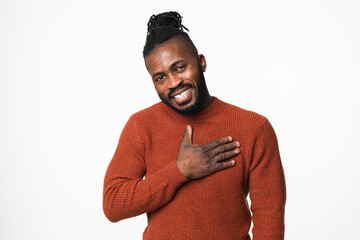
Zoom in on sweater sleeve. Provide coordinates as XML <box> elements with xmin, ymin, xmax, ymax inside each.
<box><xmin>249</xmin><ymin>118</ymin><xmax>286</xmax><ymax>240</ymax></box>
<box><xmin>103</xmin><ymin>115</ymin><xmax>189</xmax><ymax>222</ymax></box>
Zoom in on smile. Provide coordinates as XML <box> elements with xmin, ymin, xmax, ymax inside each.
<box><xmin>174</xmin><ymin>89</ymin><xmax>190</xmax><ymax>99</ymax></box>
<box><xmin>171</xmin><ymin>88</ymin><xmax>193</xmax><ymax>105</ymax></box>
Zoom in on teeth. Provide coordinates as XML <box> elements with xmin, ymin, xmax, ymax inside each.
<box><xmin>174</xmin><ymin>89</ymin><xmax>190</xmax><ymax>99</ymax></box>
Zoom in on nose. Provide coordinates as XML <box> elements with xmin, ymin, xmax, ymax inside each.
<box><xmin>167</xmin><ymin>74</ymin><xmax>183</xmax><ymax>89</ymax></box>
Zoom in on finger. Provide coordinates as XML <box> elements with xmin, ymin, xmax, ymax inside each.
<box><xmin>212</xmin><ymin>148</ymin><xmax>240</xmax><ymax>162</ymax></box>
<box><xmin>213</xmin><ymin>160</ymin><xmax>236</xmax><ymax>172</ymax></box>
<box><xmin>202</xmin><ymin>136</ymin><xmax>233</xmax><ymax>150</ymax></box>
<box><xmin>180</xmin><ymin>125</ymin><xmax>192</xmax><ymax>144</ymax></box>
<box><xmin>209</xmin><ymin>142</ymin><xmax>240</xmax><ymax>157</ymax></box>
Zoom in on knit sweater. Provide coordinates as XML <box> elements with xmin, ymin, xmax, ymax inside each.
<box><xmin>103</xmin><ymin>97</ymin><xmax>286</xmax><ymax>240</ymax></box>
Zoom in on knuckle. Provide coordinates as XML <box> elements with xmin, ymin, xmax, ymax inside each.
<box><xmin>220</xmin><ymin>145</ymin><xmax>225</xmax><ymax>152</ymax></box>
<box><xmin>213</xmin><ymin>162</ymin><xmax>221</xmax><ymax>170</ymax></box>
<box><xmin>213</xmin><ymin>155</ymin><xmax>221</xmax><ymax>162</ymax></box>
<box><xmin>199</xmin><ymin>145</ymin><xmax>206</xmax><ymax>151</ymax></box>
<box><xmin>205</xmin><ymin>164</ymin><xmax>213</xmax><ymax>173</ymax></box>
<box><xmin>205</xmin><ymin>151</ymin><xmax>212</xmax><ymax>158</ymax></box>
<box><xmin>198</xmin><ymin>148</ymin><xmax>206</xmax><ymax>156</ymax></box>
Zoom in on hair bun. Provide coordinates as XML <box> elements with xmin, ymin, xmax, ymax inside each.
<box><xmin>147</xmin><ymin>11</ymin><xmax>189</xmax><ymax>35</ymax></box>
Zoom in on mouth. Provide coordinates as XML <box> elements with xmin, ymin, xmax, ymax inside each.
<box><xmin>170</xmin><ymin>87</ymin><xmax>193</xmax><ymax>105</ymax></box>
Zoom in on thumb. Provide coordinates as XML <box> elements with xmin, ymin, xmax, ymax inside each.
<box><xmin>181</xmin><ymin>125</ymin><xmax>192</xmax><ymax>144</ymax></box>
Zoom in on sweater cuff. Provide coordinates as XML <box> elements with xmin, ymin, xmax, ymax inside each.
<box><xmin>157</xmin><ymin>160</ymin><xmax>189</xmax><ymax>188</ymax></box>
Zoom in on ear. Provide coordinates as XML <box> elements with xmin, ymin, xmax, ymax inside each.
<box><xmin>198</xmin><ymin>54</ymin><xmax>207</xmax><ymax>72</ymax></box>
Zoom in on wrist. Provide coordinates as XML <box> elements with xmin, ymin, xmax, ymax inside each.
<box><xmin>176</xmin><ymin>160</ymin><xmax>191</xmax><ymax>180</ymax></box>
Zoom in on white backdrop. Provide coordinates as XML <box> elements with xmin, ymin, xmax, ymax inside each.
<box><xmin>1</xmin><ymin>0</ymin><xmax>359</xmax><ymax>239</ymax></box>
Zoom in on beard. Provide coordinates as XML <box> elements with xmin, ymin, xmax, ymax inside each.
<box><xmin>158</xmin><ymin>64</ymin><xmax>207</xmax><ymax>115</ymax></box>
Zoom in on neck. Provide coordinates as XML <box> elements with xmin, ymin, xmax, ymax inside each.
<box><xmin>160</xmin><ymin>96</ymin><xmax>223</xmax><ymax>123</ymax></box>
<box><xmin>198</xmin><ymin>88</ymin><xmax>213</xmax><ymax>112</ymax></box>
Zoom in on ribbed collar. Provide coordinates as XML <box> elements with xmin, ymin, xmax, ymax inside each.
<box><xmin>159</xmin><ymin>97</ymin><xmax>224</xmax><ymax>123</ymax></box>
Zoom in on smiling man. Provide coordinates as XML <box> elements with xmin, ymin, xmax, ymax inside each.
<box><xmin>146</xmin><ymin>35</ymin><xmax>210</xmax><ymax>115</ymax></box>
<box><xmin>103</xmin><ymin>11</ymin><xmax>286</xmax><ymax>240</ymax></box>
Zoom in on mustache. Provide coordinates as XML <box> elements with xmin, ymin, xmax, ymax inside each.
<box><xmin>168</xmin><ymin>83</ymin><xmax>193</xmax><ymax>98</ymax></box>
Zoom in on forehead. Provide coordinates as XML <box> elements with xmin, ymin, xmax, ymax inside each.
<box><xmin>145</xmin><ymin>38</ymin><xmax>196</xmax><ymax>73</ymax></box>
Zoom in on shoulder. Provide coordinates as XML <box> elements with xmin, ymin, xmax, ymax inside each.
<box><xmin>220</xmin><ymin>99</ymin><xmax>268</xmax><ymax>128</ymax></box>
<box><xmin>120</xmin><ymin>102</ymin><xmax>164</xmax><ymax>140</ymax></box>
<box><xmin>128</xmin><ymin>102</ymin><xmax>164</xmax><ymax>121</ymax></box>
<box><xmin>124</xmin><ymin>102</ymin><xmax>168</xmax><ymax>135</ymax></box>
<box><xmin>219</xmin><ymin>100</ymin><xmax>278</xmax><ymax>144</ymax></box>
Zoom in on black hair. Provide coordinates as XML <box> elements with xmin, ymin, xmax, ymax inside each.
<box><xmin>143</xmin><ymin>11</ymin><xmax>198</xmax><ymax>58</ymax></box>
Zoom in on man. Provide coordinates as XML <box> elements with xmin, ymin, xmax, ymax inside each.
<box><xmin>103</xmin><ymin>11</ymin><xmax>286</xmax><ymax>240</ymax></box>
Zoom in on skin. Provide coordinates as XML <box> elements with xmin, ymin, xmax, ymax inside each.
<box><xmin>145</xmin><ymin>38</ymin><xmax>211</xmax><ymax>114</ymax></box>
<box><xmin>144</xmin><ymin>37</ymin><xmax>241</xmax><ymax>179</ymax></box>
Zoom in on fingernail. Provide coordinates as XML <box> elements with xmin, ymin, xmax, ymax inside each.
<box><xmin>231</xmin><ymin>160</ymin><xmax>235</xmax><ymax>165</ymax></box>
<box><xmin>228</xmin><ymin>136</ymin><xmax>232</xmax><ymax>141</ymax></box>
<box><xmin>235</xmin><ymin>142</ymin><xmax>240</xmax><ymax>147</ymax></box>
<box><xmin>234</xmin><ymin>148</ymin><xmax>240</xmax><ymax>153</ymax></box>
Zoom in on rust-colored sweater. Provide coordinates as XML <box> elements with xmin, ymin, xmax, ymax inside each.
<box><xmin>103</xmin><ymin>97</ymin><xmax>286</xmax><ymax>240</ymax></box>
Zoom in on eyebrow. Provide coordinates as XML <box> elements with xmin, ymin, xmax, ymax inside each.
<box><xmin>152</xmin><ymin>60</ymin><xmax>185</xmax><ymax>79</ymax></box>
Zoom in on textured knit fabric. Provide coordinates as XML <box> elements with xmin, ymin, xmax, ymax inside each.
<box><xmin>103</xmin><ymin>97</ymin><xmax>286</xmax><ymax>240</ymax></box>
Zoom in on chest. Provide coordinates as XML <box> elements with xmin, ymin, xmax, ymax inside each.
<box><xmin>143</xmin><ymin>121</ymin><xmax>255</xmax><ymax>192</ymax></box>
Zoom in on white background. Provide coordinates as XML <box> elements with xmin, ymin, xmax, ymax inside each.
<box><xmin>1</xmin><ymin>0</ymin><xmax>359</xmax><ymax>239</ymax></box>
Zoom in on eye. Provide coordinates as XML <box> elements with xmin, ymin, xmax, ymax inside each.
<box><xmin>175</xmin><ymin>65</ymin><xmax>186</xmax><ymax>72</ymax></box>
<box><xmin>154</xmin><ymin>75</ymin><xmax>164</xmax><ymax>83</ymax></box>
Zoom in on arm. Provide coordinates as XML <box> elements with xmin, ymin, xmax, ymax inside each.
<box><xmin>249</xmin><ymin>118</ymin><xmax>286</xmax><ymax>240</ymax></box>
<box><xmin>103</xmin><ymin>118</ymin><xmax>241</xmax><ymax>222</ymax></box>
<box><xmin>103</xmin><ymin>115</ymin><xmax>189</xmax><ymax>222</ymax></box>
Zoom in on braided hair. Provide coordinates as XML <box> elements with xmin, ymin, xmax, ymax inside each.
<box><xmin>143</xmin><ymin>11</ymin><xmax>198</xmax><ymax>58</ymax></box>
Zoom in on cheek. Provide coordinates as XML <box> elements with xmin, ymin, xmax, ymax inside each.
<box><xmin>182</xmin><ymin>67</ymin><xmax>199</xmax><ymax>81</ymax></box>
<box><xmin>155</xmin><ymin>85</ymin><xmax>168</xmax><ymax>97</ymax></box>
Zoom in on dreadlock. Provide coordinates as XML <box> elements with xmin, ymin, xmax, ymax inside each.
<box><xmin>143</xmin><ymin>11</ymin><xmax>198</xmax><ymax>58</ymax></box>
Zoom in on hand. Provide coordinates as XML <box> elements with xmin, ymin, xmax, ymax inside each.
<box><xmin>176</xmin><ymin>125</ymin><xmax>240</xmax><ymax>180</ymax></box>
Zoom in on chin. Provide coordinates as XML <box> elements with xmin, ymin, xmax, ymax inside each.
<box><xmin>160</xmin><ymin>95</ymin><xmax>202</xmax><ymax>115</ymax></box>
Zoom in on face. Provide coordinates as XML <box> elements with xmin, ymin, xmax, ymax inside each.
<box><xmin>145</xmin><ymin>38</ymin><xmax>208</xmax><ymax>115</ymax></box>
